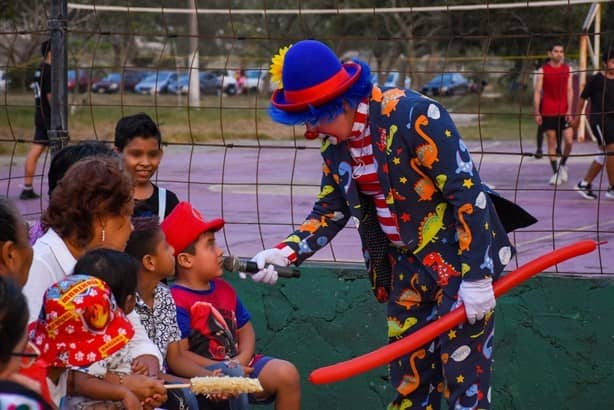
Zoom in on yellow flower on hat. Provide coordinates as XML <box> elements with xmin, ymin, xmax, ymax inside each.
<box><xmin>270</xmin><ymin>45</ymin><xmax>292</xmax><ymax>90</ymax></box>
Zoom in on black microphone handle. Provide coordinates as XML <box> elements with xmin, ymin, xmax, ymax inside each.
<box><xmin>244</xmin><ymin>259</ymin><xmax>301</xmax><ymax>279</ymax></box>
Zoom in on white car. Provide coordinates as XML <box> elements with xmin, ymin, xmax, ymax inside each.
<box><xmin>243</xmin><ymin>69</ymin><xmax>264</xmax><ymax>93</ymax></box>
<box><xmin>214</xmin><ymin>70</ymin><xmax>237</xmax><ymax>95</ymax></box>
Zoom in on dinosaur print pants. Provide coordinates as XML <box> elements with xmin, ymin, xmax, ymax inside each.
<box><xmin>387</xmin><ymin>247</ymin><xmax>495</xmax><ymax>410</ymax></box>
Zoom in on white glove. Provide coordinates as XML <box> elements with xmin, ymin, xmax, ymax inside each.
<box><xmin>239</xmin><ymin>248</ymin><xmax>289</xmax><ymax>285</ymax></box>
<box><xmin>458</xmin><ymin>277</ymin><xmax>495</xmax><ymax>325</ymax></box>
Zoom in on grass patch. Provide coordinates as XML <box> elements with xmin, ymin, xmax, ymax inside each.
<box><xmin>0</xmin><ymin>91</ymin><xmax>535</xmax><ymax>155</ymax></box>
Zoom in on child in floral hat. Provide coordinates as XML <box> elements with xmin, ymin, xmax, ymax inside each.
<box><xmin>30</xmin><ymin>274</ymin><xmax>141</xmax><ymax>409</ymax></box>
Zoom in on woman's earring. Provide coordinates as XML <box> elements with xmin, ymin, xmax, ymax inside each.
<box><xmin>101</xmin><ymin>228</ymin><xmax>106</xmax><ymax>243</ymax></box>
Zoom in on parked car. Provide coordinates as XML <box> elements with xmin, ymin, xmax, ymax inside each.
<box><xmin>91</xmin><ymin>72</ymin><xmax>121</xmax><ymax>93</ymax></box>
<box><xmin>68</xmin><ymin>69</ymin><xmax>102</xmax><ymax>93</ymax></box>
<box><xmin>91</xmin><ymin>70</ymin><xmax>149</xmax><ymax>93</ymax></box>
<box><xmin>167</xmin><ymin>71</ymin><xmax>227</xmax><ymax>95</ymax></box>
<box><xmin>213</xmin><ymin>70</ymin><xmax>237</xmax><ymax>95</ymax></box>
<box><xmin>243</xmin><ymin>69</ymin><xmax>263</xmax><ymax>93</ymax></box>
<box><xmin>134</xmin><ymin>71</ymin><xmax>177</xmax><ymax>94</ymax></box>
<box><xmin>420</xmin><ymin>72</ymin><xmax>469</xmax><ymax>96</ymax></box>
<box><xmin>122</xmin><ymin>70</ymin><xmax>150</xmax><ymax>91</ymax></box>
<box><xmin>200</xmin><ymin>71</ymin><xmax>222</xmax><ymax>94</ymax></box>
<box><xmin>167</xmin><ymin>73</ymin><xmax>189</xmax><ymax>94</ymax></box>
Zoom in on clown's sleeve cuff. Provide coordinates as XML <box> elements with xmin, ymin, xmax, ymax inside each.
<box><xmin>275</xmin><ymin>243</ymin><xmax>298</xmax><ymax>264</ymax></box>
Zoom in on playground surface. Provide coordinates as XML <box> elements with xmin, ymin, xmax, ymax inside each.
<box><xmin>2</xmin><ymin>138</ymin><xmax>612</xmax><ymax>276</ymax></box>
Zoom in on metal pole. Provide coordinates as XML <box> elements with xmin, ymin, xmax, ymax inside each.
<box><xmin>49</xmin><ymin>0</ymin><xmax>69</xmax><ymax>154</ymax></box>
<box><xmin>578</xmin><ymin>32</ymin><xmax>587</xmax><ymax>142</ymax></box>
<box><xmin>594</xmin><ymin>3</ymin><xmax>601</xmax><ymax>69</ymax></box>
<box><xmin>188</xmin><ymin>0</ymin><xmax>200</xmax><ymax>107</ymax></box>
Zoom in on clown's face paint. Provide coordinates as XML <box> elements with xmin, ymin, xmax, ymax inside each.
<box><xmin>305</xmin><ymin>105</ymin><xmax>355</xmax><ymax>142</ymax></box>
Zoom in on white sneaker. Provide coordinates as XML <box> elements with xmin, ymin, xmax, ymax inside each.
<box><xmin>549</xmin><ymin>172</ymin><xmax>563</xmax><ymax>185</ymax></box>
<box><xmin>605</xmin><ymin>187</ymin><xmax>614</xmax><ymax>200</ymax></box>
<box><xmin>558</xmin><ymin>165</ymin><xmax>568</xmax><ymax>183</ymax></box>
<box><xmin>574</xmin><ymin>181</ymin><xmax>597</xmax><ymax>199</ymax></box>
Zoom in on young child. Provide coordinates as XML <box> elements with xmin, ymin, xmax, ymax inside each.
<box><xmin>114</xmin><ymin>113</ymin><xmax>180</xmax><ymax>220</ymax></box>
<box><xmin>29</xmin><ymin>274</ymin><xmax>141</xmax><ymax>409</ymax></box>
<box><xmin>71</xmin><ymin>249</ymin><xmax>169</xmax><ymax>409</ymax></box>
<box><xmin>124</xmin><ymin>217</ymin><xmax>226</xmax><ymax>409</ymax></box>
<box><xmin>161</xmin><ymin>202</ymin><xmax>301</xmax><ymax>410</ymax></box>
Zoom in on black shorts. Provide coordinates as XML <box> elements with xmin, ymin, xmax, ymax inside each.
<box><xmin>33</xmin><ymin>125</ymin><xmax>49</xmax><ymax>145</ymax></box>
<box><xmin>589</xmin><ymin>117</ymin><xmax>614</xmax><ymax>146</ymax></box>
<box><xmin>542</xmin><ymin>116</ymin><xmax>570</xmax><ymax>133</ymax></box>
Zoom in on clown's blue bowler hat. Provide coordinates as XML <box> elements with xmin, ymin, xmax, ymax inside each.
<box><xmin>271</xmin><ymin>40</ymin><xmax>362</xmax><ymax>112</ymax></box>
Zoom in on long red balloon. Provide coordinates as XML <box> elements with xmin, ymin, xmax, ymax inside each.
<box><xmin>309</xmin><ymin>240</ymin><xmax>598</xmax><ymax>384</ymax></box>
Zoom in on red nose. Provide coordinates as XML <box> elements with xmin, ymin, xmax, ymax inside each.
<box><xmin>304</xmin><ymin>130</ymin><xmax>319</xmax><ymax>140</ymax></box>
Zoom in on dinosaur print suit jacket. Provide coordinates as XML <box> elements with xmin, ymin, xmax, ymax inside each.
<box><xmin>279</xmin><ymin>86</ymin><xmax>515</xmax><ymax>302</ymax></box>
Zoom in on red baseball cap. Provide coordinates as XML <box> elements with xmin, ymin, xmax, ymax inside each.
<box><xmin>29</xmin><ymin>275</ymin><xmax>134</xmax><ymax>368</ymax></box>
<box><xmin>160</xmin><ymin>201</ymin><xmax>224</xmax><ymax>256</ymax></box>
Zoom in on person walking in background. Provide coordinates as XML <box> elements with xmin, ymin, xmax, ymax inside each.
<box><xmin>533</xmin><ymin>43</ymin><xmax>574</xmax><ymax>185</ymax></box>
<box><xmin>574</xmin><ymin>46</ymin><xmax>614</xmax><ymax>200</ymax></box>
<box><xmin>532</xmin><ymin>58</ymin><xmax>562</xmax><ymax>159</ymax></box>
<box><xmin>243</xmin><ymin>39</ymin><xmax>534</xmax><ymax>409</ymax></box>
<box><xmin>20</xmin><ymin>40</ymin><xmax>52</xmax><ymax>200</ymax></box>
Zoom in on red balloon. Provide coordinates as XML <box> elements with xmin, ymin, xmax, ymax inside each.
<box><xmin>309</xmin><ymin>240</ymin><xmax>598</xmax><ymax>385</ymax></box>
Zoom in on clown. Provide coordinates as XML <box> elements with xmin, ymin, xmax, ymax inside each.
<box><xmin>244</xmin><ymin>40</ymin><xmax>534</xmax><ymax>409</ymax></box>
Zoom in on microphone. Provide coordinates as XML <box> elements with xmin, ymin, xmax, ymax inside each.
<box><xmin>222</xmin><ymin>256</ymin><xmax>301</xmax><ymax>279</ymax></box>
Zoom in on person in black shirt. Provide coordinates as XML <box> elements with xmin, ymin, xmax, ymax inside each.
<box><xmin>114</xmin><ymin>113</ymin><xmax>180</xmax><ymax>219</ymax></box>
<box><xmin>574</xmin><ymin>47</ymin><xmax>614</xmax><ymax>200</ymax></box>
<box><xmin>20</xmin><ymin>40</ymin><xmax>52</xmax><ymax>200</ymax></box>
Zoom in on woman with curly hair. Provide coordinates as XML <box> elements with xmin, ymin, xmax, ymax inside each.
<box><xmin>23</xmin><ymin>156</ymin><xmax>134</xmax><ymax>321</ymax></box>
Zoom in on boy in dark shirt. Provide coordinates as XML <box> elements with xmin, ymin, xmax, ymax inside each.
<box><xmin>114</xmin><ymin>113</ymin><xmax>180</xmax><ymax>219</ymax></box>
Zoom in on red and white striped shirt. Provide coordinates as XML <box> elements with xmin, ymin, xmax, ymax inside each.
<box><xmin>348</xmin><ymin>100</ymin><xmax>403</xmax><ymax>246</ymax></box>
<box><xmin>277</xmin><ymin>99</ymin><xmax>403</xmax><ymax>263</ymax></box>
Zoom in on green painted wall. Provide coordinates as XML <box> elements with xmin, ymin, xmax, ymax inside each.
<box><xmin>226</xmin><ymin>262</ymin><xmax>614</xmax><ymax>409</ymax></box>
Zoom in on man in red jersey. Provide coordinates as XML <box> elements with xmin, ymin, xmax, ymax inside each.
<box><xmin>534</xmin><ymin>43</ymin><xmax>574</xmax><ymax>185</ymax></box>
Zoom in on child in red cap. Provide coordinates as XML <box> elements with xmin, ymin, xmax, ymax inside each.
<box><xmin>125</xmin><ymin>217</ymin><xmax>227</xmax><ymax>409</ymax></box>
<box><xmin>161</xmin><ymin>202</ymin><xmax>301</xmax><ymax>410</ymax></box>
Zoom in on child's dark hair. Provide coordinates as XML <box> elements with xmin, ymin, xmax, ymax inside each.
<box><xmin>0</xmin><ymin>197</ymin><xmax>20</xmax><ymax>244</ymax></box>
<box><xmin>73</xmin><ymin>249</ymin><xmax>138</xmax><ymax>309</ymax></box>
<box><xmin>114</xmin><ymin>113</ymin><xmax>162</xmax><ymax>151</ymax></box>
<box><xmin>0</xmin><ymin>276</ymin><xmax>28</xmax><ymax>364</ymax></box>
<box><xmin>48</xmin><ymin>140</ymin><xmax>118</xmax><ymax>196</ymax></box>
<box><xmin>125</xmin><ymin>216</ymin><xmax>162</xmax><ymax>262</ymax></box>
<box><xmin>41</xmin><ymin>40</ymin><xmax>51</xmax><ymax>57</ymax></box>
